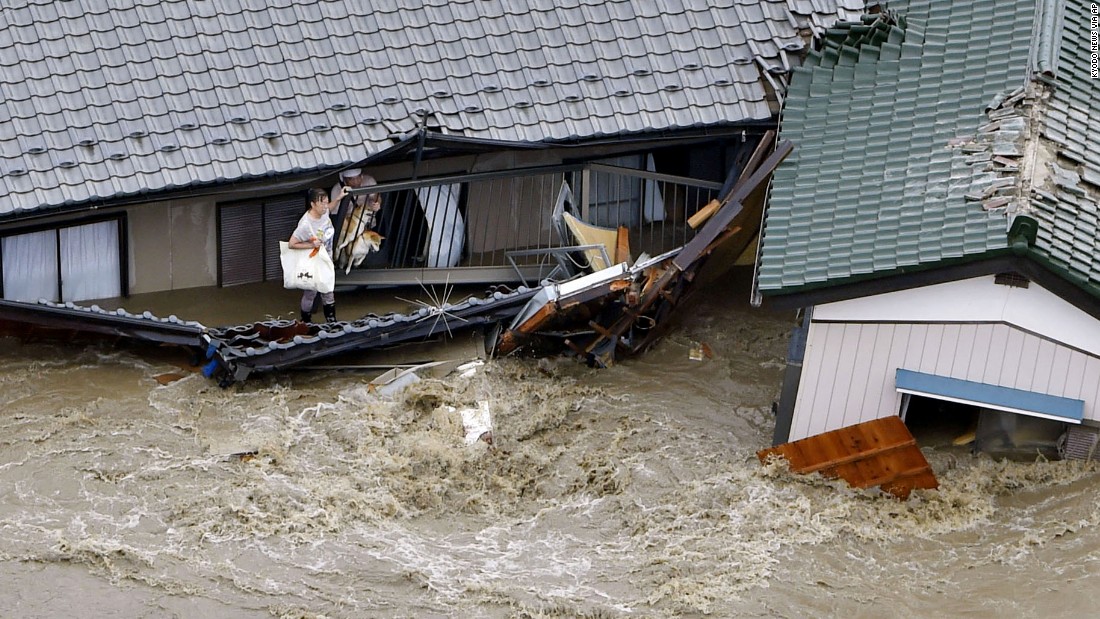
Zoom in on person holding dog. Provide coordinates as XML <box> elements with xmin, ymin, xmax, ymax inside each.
<box><xmin>330</xmin><ymin>168</ymin><xmax>383</xmax><ymax>272</ymax></box>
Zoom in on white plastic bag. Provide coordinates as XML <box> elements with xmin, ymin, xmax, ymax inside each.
<box><xmin>279</xmin><ymin>241</ymin><xmax>335</xmax><ymax>293</ymax></box>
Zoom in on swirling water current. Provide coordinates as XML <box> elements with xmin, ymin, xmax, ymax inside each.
<box><xmin>1</xmin><ymin>279</ymin><xmax>1099</xmax><ymax>618</ymax></box>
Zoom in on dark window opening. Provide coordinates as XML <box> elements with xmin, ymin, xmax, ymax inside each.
<box><xmin>903</xmin><ymin>394</ymin><xmax>1067</xmax><ymax>460</ymax></box>
<box><xmin>903</xmin><ymin>395</ymin><xmax>980</xmax><ymax>448</ymax></box>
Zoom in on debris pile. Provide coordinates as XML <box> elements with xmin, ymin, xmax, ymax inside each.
<box><xmin>494</xmin><ymin>137</ymin><xmax>792</xmax><ymax>367</ymax></box>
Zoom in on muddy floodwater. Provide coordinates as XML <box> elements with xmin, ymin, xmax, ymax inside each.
<box><xmin>2</xmin><ymin>274</ymin><xmax>1100</xmax><ymax>618</ymax></box>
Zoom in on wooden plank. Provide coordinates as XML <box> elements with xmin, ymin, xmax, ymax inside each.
<box><xmin>673</xmin><ymin>140</ymin><xmax>793</xmax><ymax>272</ymax></box>
<box><xmin>797</xmin><ymin>439</ymin><xmax>916</xmax><ymax>474</ymax></box>
<box><xmin>688</xmin><ymin>130</ymin><xmax>775</xmax><ymax>231</ymax></box>
<box><xmin>757</xmin><ymin>416</ymin><xmax>938</xmax><ymax>499</ymax></box>
<box><xmin>687</xmin><ymin>199</ymin><xmax>721</xmax><ymax>229</ymax></box>
<box><xmin>615</xmin><ymin>226</ymin><xmax>631</xmax><ymax>264</ymax></box>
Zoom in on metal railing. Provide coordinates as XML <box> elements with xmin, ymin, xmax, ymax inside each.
<box><xmin>337</xmin><ymin>162</ymin><xmax>722</xmax><ymax>286</ymax></box>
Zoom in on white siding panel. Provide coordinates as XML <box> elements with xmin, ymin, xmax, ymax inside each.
<box><xmin>1000</xmin><ymin>327</ymin><xmax>1026</xmax><ymax>387</ymax></box>
<box><xmin>827</xmin><ymin>323</ymin><xmax>862</xmax><ymax>428</ymax></box>
<box><xmin>1064</xmin><ymin>351</ymin><xmax>1089</xmax><ymax>402</ymax></box>
<box><xmin>1083</xmin><ymin>358</ymin><xmax>1100</xmax><ymax>421</ymax></box>
<box><xmin>982</xmin><ymin>324</ymin><xmax>1009</xmax><ymax>384</ymax></box>
<box><xmin>953</xmin><ymin>323</ymin><xmax>977</xmax><ymax>379</ymax></box>
<box><xmin>1049</xmin><ymin>346</ymin><xmax>1073</xmax><ymax>397</ymax></box>
<box><xmin>808</xmin><ymin>323</ymin><xmax>849</xmax><ymax>438</ymax></box>
<box><xmin>880</xmin><ymin>324</ymin><xmax>914</xmax><ymax>423</ymax></box>
<box><xmin>791</xmin><ymin>321</ymin><xmax>830</xmax><ymax>441</ymax></box>
<box><xmin>864</xmin><ymin>323</ymin><xmax>897</xmax><ymax>415</ymax></box>
<box><xmin>1032</xmin><ymin>338</ymin><xmax>1057</xmax><ymax>394</ymax></box>
<box><xmin>936</xmin><ymin>324</ymin><xmax>961</xmax><ymax>376</ymax></box>
<box><xmin>902</xmin><ymin>324</ymin><xmax>928</xmax><ymax>371</ymax></box>
<box><xmin>919</xmin><ymin>324</ymin><xmax>944</xmax><ymax>373</ymax></box>
<box><xmin>967</xmin><ymin>324</ymin><xmax>994</xmax><ymax>382</ymax></box>
<box><xmin>848</xmin><ymin>324</ymin><xmax>878</xmax><ymax>421</ymax></box>
<box><xmin>1016</xmin><ymin>333</ymin><xmax>1041</xmax><ymax>391</ymax></box>
<box><xmin>838</xmin><ymin>324</ymin><xmax>869</xmax><ymax>427</ymax></box>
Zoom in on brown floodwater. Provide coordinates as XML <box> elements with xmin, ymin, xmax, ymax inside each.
<box><xmin>2</xmin><ymin>269</ymin><xmax>1099</xmax><ymax>618</ymax></box>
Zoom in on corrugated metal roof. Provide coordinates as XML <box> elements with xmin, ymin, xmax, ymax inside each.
<box><xmin>758</xmin><ymin>0</ymin><xmax>1033</xmax><ymax>293</ymax></box>
<box><xmin>0</xmin><ymin>0</ymin><xmax>863</xmax><ymax>218</ymax></box>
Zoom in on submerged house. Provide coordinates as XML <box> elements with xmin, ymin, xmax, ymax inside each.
<box><xmin>756</xmin><ymin>0</ymin><xmax>1100</xmax><ymax>458</ymax></box>
<box><xmin>0</xmin><ymin>0</ymin><xmax>864</xmax><ymax>309</ymax></box>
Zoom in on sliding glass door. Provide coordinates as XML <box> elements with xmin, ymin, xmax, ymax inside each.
<box><xmin>1</xmin><ymin>219</ymin><xmax>123</xmax><ymax>303</ymax></box>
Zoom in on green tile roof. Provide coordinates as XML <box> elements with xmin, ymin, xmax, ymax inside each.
<box><xmin>1030</xmin><ymin>0</ymin><xmax>1100</xmax><ymax>292</ymax></box>
<box><xmin>758</xmin><ymin>1</ymin><xmax>1034</xmax><ymax>294</ymax></box>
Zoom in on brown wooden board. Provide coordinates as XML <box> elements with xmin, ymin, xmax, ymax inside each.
<box><xmin>757</xmin><ymin>416</ymin><xmax>938</xmax><ymax>499</ymax></box>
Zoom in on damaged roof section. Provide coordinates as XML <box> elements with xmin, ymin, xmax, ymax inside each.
<box><xmin>203</xmin><ymin>285</ymin><xmax>537</xmax><ymax>384</ymax></box>
<box><xmin>0</xmin><ymin>285</ymin><xmax>537</xmax><ymax>385</ymax></box>
<box><xmin>0</xmin><ymin>0</ymin><xmax>864</xmax><ymax>218</ymax></box>
<box><xmin>1029</xmin><ymin>0</ymin><xmax>1100</xmax><ymax>291</ymax></box>
<box><xmin>758</xmin><ymin>1</ymin><xmax>1035</xmax><ymax>293</ymax></box>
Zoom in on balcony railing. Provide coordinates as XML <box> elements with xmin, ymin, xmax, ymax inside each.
<box><xmin>336</xmin><ymin>162</ymin><xmax>722</xmax><ymax>287</ymax></box>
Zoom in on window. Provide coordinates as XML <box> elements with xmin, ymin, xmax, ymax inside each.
<box><xmin>1</xmin><ymin>218</ymin><xmax>124</xmax><ymax>303</ymax></box>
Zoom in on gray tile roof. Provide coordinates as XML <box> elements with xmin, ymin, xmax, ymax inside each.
<box><xmin>0</xmin><ymin>0</ymin><xmax>863</xmax><ymax>219</ymax></box>
<box><xmin>757</xmin><ymin>0</ymin><xmax>1035</xmax><ymax>293</ymax></box>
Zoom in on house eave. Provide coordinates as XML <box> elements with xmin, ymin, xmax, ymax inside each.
<box><xmin>759</xmin><ymin>251</ymin><xmax>1100</xmax><ymax>320</ymax></box>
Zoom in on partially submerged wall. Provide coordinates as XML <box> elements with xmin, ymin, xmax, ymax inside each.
<box><xmin>788</xmin><ymin>275</ymin><xmax>1100</xmax><ymax>441</ymax></box>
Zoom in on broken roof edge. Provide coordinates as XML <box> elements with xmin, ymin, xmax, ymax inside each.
<box><xmin>758</xmin><ymin>247</ymin><xmax>1100</xmax><ymax>320</ymax></box>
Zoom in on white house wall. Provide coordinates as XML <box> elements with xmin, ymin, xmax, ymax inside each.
<box><xmin>789</xmin><ymin>277</ymin><xmax>1100</xmax><ymax>441</ymax></box>
<box><xmin>812</xmin><ymin>275</ymin><xmax>1100</xmax><ymax>356</ymax></box>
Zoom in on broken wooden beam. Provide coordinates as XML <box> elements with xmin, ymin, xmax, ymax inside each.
<box><xmin>687</xmin><ymin>198</ymin><xmax>721</xmax><ymax>229</ymax></box>
<box><xmin>688</xmin><ymin>129</ymin><xmax>775</xmax><ymax>229</ymax></box>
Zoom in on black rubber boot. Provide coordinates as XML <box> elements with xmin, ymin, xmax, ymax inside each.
<box><xmin>323</xmin><ymin>303</ymin><xmax>337</xmax><ymax>323</ymax></box>
<box><xmin>300</xmin><ymin>310</ymin><xmax>312</xmax><ymax>323</ymax></box>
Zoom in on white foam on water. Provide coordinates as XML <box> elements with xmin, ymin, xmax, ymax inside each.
<box><xmin>4</xmin><ymin>304</ymin><xmax>1100</xmax><ymax>617</ymax></box>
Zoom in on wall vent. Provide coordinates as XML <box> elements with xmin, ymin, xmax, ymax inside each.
<box><xmin>994</xmin><ymin>272</ymin><xmax>1029</xmax><ymax>288</ymax></box>
<box><xmin>1060</xmin><ymin>425</ymin><xmax>1099</xmax><ymax>461</ymax></box>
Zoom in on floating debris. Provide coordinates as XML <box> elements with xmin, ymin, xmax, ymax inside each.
<box><xmin>757</xmin><ymin>416</ymin><xmax>938</xmax><ymax>500</ymax></box>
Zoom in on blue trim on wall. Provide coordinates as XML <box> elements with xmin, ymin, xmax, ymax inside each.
<box><xmin>895</xmin><ymin>369</ymin><xmax>1084</xmax><ymax>421</ymax></box>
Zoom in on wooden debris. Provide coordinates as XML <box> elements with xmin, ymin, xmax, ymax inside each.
<box><xmin>756</xmin><ymin>416</ymin><xmax>938</xmax><ymax>500</ymax></box>
<box><xmin>492</xmin><ymin>133</ymin><xmax>793</xmax><ymax>369</ymax></box>
<box><xmin>687</xmin><ymin>198</ymin><xmax>721</xmax><ymax>229</ymax></box>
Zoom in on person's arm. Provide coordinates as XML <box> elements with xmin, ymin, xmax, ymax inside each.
<box><xmin>289</xmin><ymin>221</ymin><xmax>320</xmax><ymax>250</ymax></box>
<box><xmin>329</xmin><ymin>186</ymin><xmax>348</xmax><ymax>214</ymax></box>
<box><xmin>288</xmin><ymin>233</ymin><xmax>319</xmax><ymax>250</ymax></box>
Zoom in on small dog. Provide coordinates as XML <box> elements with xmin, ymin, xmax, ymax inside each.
<box><xmin>336</xmin><ymin>202</ymin><xmax>383</xmax><ymax>272</ymax></box>
<box><xmin>343</xmin><ymin>229</ymin><xmax>384</xmax><ymax>274</ymax></box>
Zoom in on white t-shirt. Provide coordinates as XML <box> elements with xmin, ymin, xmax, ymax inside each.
<box><xmin>292</xmin><ymin>211</ymin><xmax>335</xmax><ymax>254</ymax></box>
